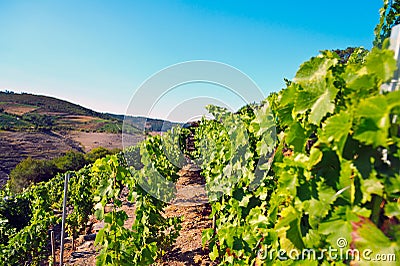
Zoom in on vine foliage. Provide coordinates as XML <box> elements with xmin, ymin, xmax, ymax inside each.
<box><xmin>196</xmin><ymin>44</ymin><xmax>400</xmax><ymax>265</ymax></box>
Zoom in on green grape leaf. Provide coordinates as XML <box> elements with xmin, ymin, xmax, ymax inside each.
<box><xmin>319</xmin><ymin>219</ymin><xmax>353</xmax><ymax>250</ymax></box>
<box><xmin>276</xmin><ymin>84</ymin><xmax>297</xmax><ymax>127</ymax></box>
<box><xmin>293</xmin><ymin>56</ymin><xmax>339</xmax><ymax>125</ymax></box>
<box><xmin>210</xmin><ymin>244</ymin><xmax>219</xmax><ymax>261</ymax></box>
<box><xmin>276</xmin><ymin>206</ymin><xmax>305</xmax><ymax>250</ymax></box>
<box><xmin>94</xmin><ymin>228</ymin><xmax>105</xmax><ymax>246</ymax></box>
<box><xmin>320</xmin><ymin>111</ymin><xmax>352</xmax><ymax>155</ymax></box>
<box><xmin>251</xmin><ymin>103</ymin><xmax>275</xmax><ymax>137</ymax></box>
<box><xmin>354</xmin><ymin>94</ymin><xmax>390</xmax><ymax>147</ymax></box>
<box><xmin>202</xmin><ymin>228</ymin><xmax>214</xmax><ymax>247</ymax></box>
<box><xmin>317</xmin><ymin>181</ymin><xmax>337</xmax><ymax>204</ymax></box>
<box><xmin>384</xmin><ymin>202</ymin><xmax>400</xmax><ymax>218</ymax></box>
<box><xmin>285</xmin><ymin>121</ymin><xmax>308</xmax><ymax>152</ymax></box>
<box><xmin>319</xmin><ymin>206</ymin><xmax>360</xmax><ymax>250</ymax></box>
<box><xmin>386</xmin><ymin>174</ymin><xmax>400</xmax><ymax>197</ymax></box>
<box><xmin>140</xmin><ymin>245</ymin><xmax>156</xmax><ymax>265</ymax></box>
<box><xmin>278</xmin><ymin>170</ymin><xmax>298</xmax><ymax>196</ymax></box>
<box><xmin>360</xmin><ymin>175</ymin><xmax>384</xmax><ymax>204</ymax></box>
<box><xmin>365</xmin><ymin>47</ymin><xmax>397</xmax><ymax>83</ymax></box>
<box><xmin>305</xmin><ymin>181</ymin><xmax>337</xmax><ymax>228</ymax></box>
<box><xmin>338</xmin><ymin>160</ymin><xmax>357</xmax><ymax>204</ymax></box>
<box><xmin>294</xmin><ymin>56</ymin><xmax>337</xmax><ymax>85</ymax></box>
<box><xmin>308</xmin><ymin>147</ymin><xmax>323</xmax><ymax>169</ymax></box>
<box><xmin>219</xmin><ymin>226</ymin><xmax>235</xmax><ymax>247</ymax></box>
<box><xmin>104</xmin><ymin>213</ymin><xmax>113</xmax><ymax>224</ymax></box>
<box><xmin>239</xmin><ymin>194</ymin><xmax>252</xmax><ymax>207</ymax></box>
<box><xmin>247</xmin><ymin>207</ymin><xmax>268</xmax><ymax>226</ymax></box>
<box><xmin>343</xmin><ymin>67</ymin><xmax>376</xmax><ymax>93</ymax></box>
<box><xmin>308</xmin><ymin>82</ymin><xmax>338</xmax><ymax>125</ymax></box>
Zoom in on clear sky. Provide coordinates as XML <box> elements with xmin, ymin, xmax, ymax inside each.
<box><xmin>0</xmin><ymin>1</ymin><xmax>383</xmax><ymax>122</ymax></box>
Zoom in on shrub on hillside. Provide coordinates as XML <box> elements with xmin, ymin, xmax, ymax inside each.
<box><xmin>53</xmin><ymin>150</ymin><xmax>87</xmax><ymax>172</ymax></box>
<box><xmin>8</xmin><ymin>158</ymin><xmax>57</xmax><ymax>193</ymax></box>
<box><xmin>85</xmin><ymin>147</ymin><xmax>119</xmax><ymax>163</ymax></box>
<box><xmin>7</xmin><ymin>148</ymin><xmax>120</xmax><ymax>193</ymax></box>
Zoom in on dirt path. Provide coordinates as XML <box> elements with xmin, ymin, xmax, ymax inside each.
<box><xmin>155</xmin><ymin>161</ymin><xmax>213</xmax><ymax>266</ymax></box>
<box><xmin>62</xmin><ymin>161</ymin><xmax>213</xmax><ymax>265</ymax></box>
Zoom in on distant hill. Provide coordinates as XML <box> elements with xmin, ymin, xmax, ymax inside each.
<box><xmin>0</xmin><ymin>90</ymin><xmax>182</xmax><ymax>186</ymax></box>
<box><xmin>0</xmin><ymin>91</ymin><xmax>180</xmax><ymax>133</ymax></box>
<box><xmin>0</xmin><ymin>91</ymin><xmax>123</xmax><ymax>133</ymax></box>
<box><xmin>109</xmin><ymin>114</ymin><xmax>185</xmax><ymax>132</ymax></box>
<box><xmin>0</xmin><ymin>91</ymin><xmax>112</xmax><ymax>118</ymax></box>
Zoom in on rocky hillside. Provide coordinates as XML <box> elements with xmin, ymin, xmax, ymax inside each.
<box><xmin>0</xmin><ymin>91</ymin><xmax>181</xmax><ymax>186</ymax></box>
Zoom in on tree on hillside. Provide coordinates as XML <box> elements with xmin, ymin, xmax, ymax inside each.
<box><xmin>53</xmin><ymin>150</ymin><xmax>87</xmax><ymax>172</ymax></box>
<box><xmin>8</xmin><ymin>158</ymin><xmax>57</xmax><ymax>193</ymax></box>
<box><xmin>22</xmin><ymin>113</ymin><xmax>54</xmax><ymax>130</ymax></box>
<box><xmin>84</xmin><ymin>147</ymin><xmax>119</xmax><ymax>163</ymax></box>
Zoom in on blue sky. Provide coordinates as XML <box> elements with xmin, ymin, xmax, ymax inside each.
<box><xmin>0</xmin><ymin>1</ymin><xmax>383</xmax><ymax>122</ymax></box>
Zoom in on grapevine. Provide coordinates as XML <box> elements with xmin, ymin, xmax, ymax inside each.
<box><xmin>196</xmin><ymin>45</ymin><xmax>400</xmax><ymax>265</ymax></box>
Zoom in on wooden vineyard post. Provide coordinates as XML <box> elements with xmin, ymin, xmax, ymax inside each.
<box><xmin>50</xmin><ymin>230</ymin><xmax>56</xmax><ymax>265</ymax></box>
<box><xmin>59</xmin><ymin>172</ymin><xmax>70</xmax><ymax>266</ymax></box>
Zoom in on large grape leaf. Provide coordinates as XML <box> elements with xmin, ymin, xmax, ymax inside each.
<box><xmin>294</xmin><ymin>56</ymin><xmax>337</xmax><ymax>85</ymax></box>
<box><xmin>308</xmin><ymin>82</ymin><xmax>338</xmax><ymax>125</ymax></box>
<box><xmin>275</xmin><ymin>206</ymin><xmax>305</xmax><ymax>250</ymax></box>
<box><xmin>365</xmin><ymin>47</ymin><xmax>397</xmax><ymax>83</ymax></box>
<box><xmin>320</xmin><ymin>111</ymin><xmax>352</xmax><ymax>156</ymax></box>
<box><xmin>353</xmin><ymin>91</ymin><xmax>400</xmax><ymax>147</ymax></box>
<box><xmin>293</xmin><ymin>56</ymin><xmax>339</xmax><ymax>125</ymax></box>
<box><xmin>285</xmin><ymin>121</ymin><xmax>308</xmax><ymax>152</ymax></box>
<box><xmin>304</xmin><ymin>180</ymin><xmax>338</xmax><ymax>228</ymax></box>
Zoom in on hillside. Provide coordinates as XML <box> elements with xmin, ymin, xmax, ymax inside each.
<box><xmin>0</xmin><ymin>91</ymin><xmax>132</xmax><ymax>133</ymax></box>
<box><xmin>0</xmin><ymin>91</ymin><xmax>182</xmax><ymax>133</ymax></box>
<box><xmin>0</xmin><ymin>91</ymin><xmax>181</xmax><ymax>186</ymax></box>
<box><xmin>0</xmin><ymin>91</ymin><xmax>112</xmax><ymax>117</ymax></box>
